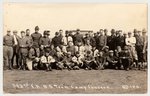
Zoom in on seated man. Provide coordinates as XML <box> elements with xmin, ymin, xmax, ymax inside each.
<box><xmin>119</xmin><ymin>46</ymin><xmax>132</xmax><ymax>71</ymax></box>
<box><xmin>61</xmin><ymin>52</ymin><xmax>74</xmax><ymax>70</ymax></box>
<box><xmin>83</xmin><ymin>50</ymin><xmax>96</xmax><ymax>70</ymax></box>
<box><xmin>106</xmin><ymin>50</ymin><xmax>118</xmax><ymax>69</ymax></box>
<box><xmin>95</xmin><ymin>51</ymin><xmax>106</xmax><ymax>70</ymax></box>
<box><xmin>40</xmin><ymin>51</ymin><xmax>55</xmax><ymax>71</ymax></box>
<box><xmin>27</xmin><ymin>46</ymin><xmax>40</xmax><ymax>70</ymax></box>
<box><xmin>72</xmin><ymin>51</ymin><xmax>84</xmax><ymax>69</ymax></box>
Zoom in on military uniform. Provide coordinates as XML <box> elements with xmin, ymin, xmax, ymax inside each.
<box><xmin>116</xmin><ymin>35</ymin><xmax>124</xmax><ymax>49</ymax></box>
<box><xmin>3</xmin><ymin>33</ymin><xmax>14</xmax><ymax>69</ymax></box>
<box><xmin>31</xmin><ymin>31</ymin><xmax>42</xmax><ymax>57</ymax></box>
<box><xmin>39</xmin><ymin>35</ymin><xmax>51</xmax><ymax>52</ymax></box>
<box><xmin>18</xmin><ymin>33</ymin><xmax>30</xmax><ymax>70</ymax></box>
<box><xmin>96</xmin><ymin>35</ymin><xmax>107</xmax><ymax>51</ymax></box>
<box><xmin>51</xmin><ymin>33</ymin><xmax>62</xmax><ymax>48</ymax></box>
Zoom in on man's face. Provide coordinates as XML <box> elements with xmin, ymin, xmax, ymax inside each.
<box><xmin>26</xmin><ymin>30</ymin><xmax>30</xmax><ymax>35</ymax></box>
<box><xmin>7</xmin><ymin>31</ymin><xmax>11</xmax><ymax>35</ymax></box>
<box><xmin>59</xmin><ymin>30</ymin><xmax>63</xmax><ymax>35</ymax></box>
<box><xmin>128</xmin><ymin>33</ymin><xmax>132</xmax><ymax>37</ymax></box>
<box><xmin>21</xmin><ymin>33</ymin><xmax>25</xmax><ymax>37</ymax></box>
<box><xmin>13</xmin><ymin>32</ymin><xmax>17</xmax><ymax>36</ymax></box>
<box><xmin>110</xmin><ymin>52</ymin><xmax>114</xmax><ymax>57</ymax></box>
<box><xmin>118</xmin><ymin>31</ymin><xmax>122</xmax><ymax>36</ymax></box>
<box><xmin>35</xmin><ymin>29</ymin><xmax>39</xmax><ymax>33</ymax></box>
<box><xmin>78</xmin><ymin>42</ymin><xmax>82</xmax><ymax>46</ymax></box>
<box><xmin>68</xmin><ymin>42</ymin><xmax>73</xmax><ymax>46</ymax></box>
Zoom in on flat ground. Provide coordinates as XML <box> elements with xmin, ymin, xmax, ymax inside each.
<box><xmin>3</xmin><ymin>69</ymin><xmax>147</xmax><ymax>94</ymax></box>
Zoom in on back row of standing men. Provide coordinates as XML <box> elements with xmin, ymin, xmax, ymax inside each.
<box><xmin>3</xmin><ymin>26</ymin><xmax>147</xmax><ymax>71</ymax></box>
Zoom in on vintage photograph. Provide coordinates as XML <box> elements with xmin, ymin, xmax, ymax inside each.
<box><xmin>3</xmin><ymin>3</ymin><xmax>147</xmax><ymax>94</ymax></box>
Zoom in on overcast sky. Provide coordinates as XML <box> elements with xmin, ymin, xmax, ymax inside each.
<box><xmin>4</xmin><ymin>3</ymin><xmax>147</xmax><ymax>37</ymax></box>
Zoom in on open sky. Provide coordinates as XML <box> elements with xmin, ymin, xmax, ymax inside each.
<box><xmin>4</xmin><ymin>3</ymin><xmax>147</xmax><ymax>37</ymax></box>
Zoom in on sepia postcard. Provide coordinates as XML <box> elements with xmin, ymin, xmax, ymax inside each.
<box><xmin>2</xmin><ymin>2</ymin><xmax>148</xmax><ymax>95</ymax></box>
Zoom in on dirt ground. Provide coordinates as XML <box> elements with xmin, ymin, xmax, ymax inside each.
<box><xmin>3</xmin><ymin>69</ymin><xmax>147</xmax><ymax>94</ymax></box>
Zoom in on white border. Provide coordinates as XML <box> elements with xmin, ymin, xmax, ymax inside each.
<box><xmin>0</xmin><ymin>0</ymin><xmax>149</xmax><ymax>96</ymax></box>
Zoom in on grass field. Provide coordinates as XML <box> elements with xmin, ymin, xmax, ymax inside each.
<box><xmin>3</xmin><ymin>69</ymin><xmax>147</xmax><ymax>94</ymax></box>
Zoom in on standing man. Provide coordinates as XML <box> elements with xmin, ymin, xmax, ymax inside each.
<box><xmin>12</xmin><ymin>30</ymin><xmax>20</xmax><ymax>69</ymax></box>
<box><xmin>73</xmin><ymin>29</ymin><xmax>84</xmax><ymax>46</ymax></box>
<box><xmin>142</xmin><ymin>29</ymin><xmax>148</xmax><ymax>69</ymax></box>
<box><xmin>51</xmin><ymin>32</ymin><xmax>62</xmax><ymax>48</ymax></box>
<box><xmin>134</xmin><ymin>30</ymin><xmax>144</xmax><ymax>67</ymax></box>
<box><xmin>3</xmin><ymin>30</ymin><xmax>14</xmax><ymax>70</ymax></box>
<box><xmin>125</xmin><ymin>32</ymin><xmax>138</xmax><ymax>68</ymax></box>
<box><xmin>39</xmin><ymin>31</ymin><xmax>51</xmax><ymax>53</ymax></box>
<box><xmin>96</xmin><ymin>29</ymin><xmax>107</xmax><ymax>51</ymax></box>
<box><xmin>115</xmin><ymin>30</ymin><xmax>125</xmax><ymax>49</ymax></box>
<box><xmin>107</xmin><ymin>29</ymin><xmax>116</xmax><ymax>51</ymax></box>
<box><xmin>62</xmin><ymin>30</ymin><xmax>73</xmax><ymax>46</ymax></box>
<box><xmin>31</xmin><ymin>26</ymin><xmax>42</xmax><ymax>57</ymax></box>
<box><xmin>26</xmin><ymin>29</ymin><xmax>33</xmax><ymax>48</ymax></box>
<box><xmin>18</xmin><ymin>31</ymin><xmax>30</xmax><ymax>70</ymax></box>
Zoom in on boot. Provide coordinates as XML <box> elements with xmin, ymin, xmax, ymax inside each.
<box><xmin>9</xmin><ymin>60</ymin><xmax>13</xmax><ymax>70</ymax></box>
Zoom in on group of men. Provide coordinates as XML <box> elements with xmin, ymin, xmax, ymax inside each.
<box><xmin>3</xmin><ymin>26</ymin><xmax>147</xmax><ymax>71</ymax></box>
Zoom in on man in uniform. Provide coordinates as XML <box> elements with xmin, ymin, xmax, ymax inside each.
<box><xmin>51</xmin><ymin>32</ymin><xmax>63</xmax><ymax>48</ymax></box>
<box><xmin>26</xmin><ymin>29</ymin><xmax>33</xmax><ymax>48</ymax></box>
<box><xmin>12</xmin><ymin>30</ymin><xmax>20</xmax><ymax>69</ymax></box>
<box><xmin>3</xmin><ymin>30</ymin><xmax>14</xmax><ymax>70</ymax></box>
<box><xmin>115</xmin><ymin>30</ymin><xmax>125</xmax><ymax>49</ymax></box>
<box><xmin>107</xmin><ymin>29</ymin><xmax>116</xmax><ymax>51</ymax></box>
<box><xmin>18</xmin><ymin>31</ymin><xmax>30</xmax><ymax>70</ymax></box>
<box><xmin>134</xmin><ymin>30</ymin><xmax>144</xmax><ymax>69</ymax></box>
<box><xmin>73</xmin><ymin>29</ymin><xmax>84</xmax><ymax>46</ymax></box>
<box><xmin>96</xmin><ymin>29</ymin><xmax>107</xmax><ymax>51</ymax></box>
<box><xmin>31</xmin><ymin>26</ymin><xmax>42</xmax><ymax>57</ymax></box>
<box><xmin>39</xmin><ymin>31</ymin><xmax>51</xmax><ymax>53</ymax></box>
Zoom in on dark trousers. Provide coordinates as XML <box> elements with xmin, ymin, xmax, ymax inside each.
<box><xmin>18</xmin><ymin>48</ymin><xmax>28</xmax><ymax>70</ymax></box>
<box><xmin>121</xmin><ymin>59</ymin><xmax>131</xmax><ymax>70</ymax></box>
<box><xmin>12</xmin><ymin>45</ymin><xmax>19</xmax><ymax>68</ymax></box>
<box><xmin>136</xmin><ymin>45</ymin><xmax>144</xmax><ymax>62</ymax></box>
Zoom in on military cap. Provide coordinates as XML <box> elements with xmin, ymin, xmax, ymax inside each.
<box><xmin>109</xmin><ymin>50</ymin><xmax>114</xmax><ymax>53</ymax></box>
<box><xmin>35</xmin><ymin>26</ymin><xmax>39</xmax><ymax>30</ymax></box>
<box><xmin>7</xmin><ymin>30</ymin><xmax>11</xmax><ymax>32</ymax></box>
<box><xmin>123</xmin><ymin>32</ymin><xmax>127</xmax><ymax>35</ymax></box>
<box><xmin>76</xmin><ymin>29</ymin><xmax>80</xmax><ymax>31</ymax></box>
<box><xmin>13</xmin><ymin>30</ymin><xmax>17</xmax><ymax>33</ymax></box>
<box><xmin>142</xmin><ymin>29</ymin><xmax>146</xmax><ymax>33</ymax></box>
<box><xmin>104</xmin><ymin>29</ymin><xmax>108</xmax><ymax>32</ymax></box>
<box><xmin>47</xmin><ymin>30</ymin><xmax>50</xmax><ymax>35</ymax></box>
<box><xmin>111</xmin><ymin>29</ymin><xmax>115</xmax><ymax>33</ymax></box>
<box><xmin>128</xmin><ymin>32</ymin><xmax>132</xmax><ymax>34</ymax></box>
<box><xmin>59</xmin><ymin>29</ymin><xmax>63</xmax><ymax>31</ymax></box>
<box><xmin>21</xmin><ymin>31</ymin><xmax>25</xmax><ymax>33</ymax></box>
<box><xmin>65</xmin><ymin>30</ymin><xmax>69</xmax><ymax>34</ymax></box>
